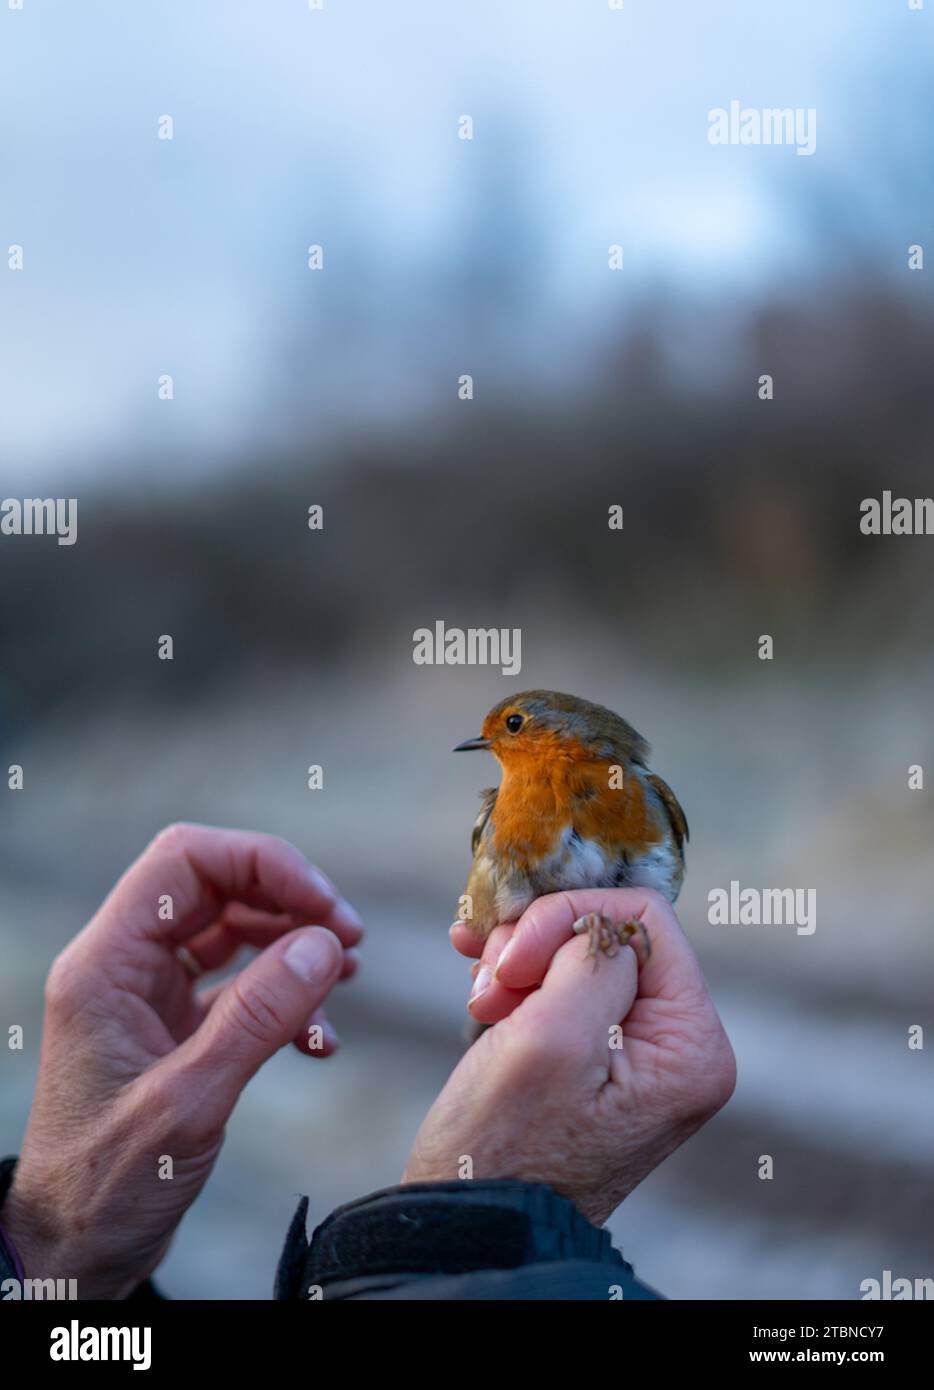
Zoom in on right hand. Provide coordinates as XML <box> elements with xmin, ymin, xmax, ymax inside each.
<box><xmin>404</xmin><ymin>889</ymin><xmax>735</xmax><ymax>1226</ymax></box>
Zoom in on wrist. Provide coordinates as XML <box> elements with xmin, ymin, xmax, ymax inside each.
<box><xmin>1</xmin><ymin>1182</ymin><xmax>67</xmax><ymax>1286</ymax></box>
<box><xmin>2</xmin><ymin>1176</ymin><xmax>139</xmax><ymax>1301</ymax></box>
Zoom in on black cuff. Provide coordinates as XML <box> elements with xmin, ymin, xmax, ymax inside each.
<box><xmin>275</xmin><ymin>1180</ymin><xmax>638</xmax><ymax>1300</ymax></box>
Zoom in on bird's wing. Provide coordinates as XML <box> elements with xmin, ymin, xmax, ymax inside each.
<box><xmin>471</xmin><ymin>786</ymin><xmax>498</xmax><ymax>855</ymax></box>
<box><xmin>646</xmin><ymin>772</ymin><xmax>689</xmax><ymax>851</ymax></box>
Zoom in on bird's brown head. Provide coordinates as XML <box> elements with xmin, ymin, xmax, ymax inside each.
<box><xmin>454</xmin><ymin>690</ymin><xmax>649</xmax><ymax>768</ymax></box>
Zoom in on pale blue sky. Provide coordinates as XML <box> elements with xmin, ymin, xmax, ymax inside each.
<box><xmin>0</xmin><ymin>0</ymin><xmax>928</xmax><ymax>483</ymax></box>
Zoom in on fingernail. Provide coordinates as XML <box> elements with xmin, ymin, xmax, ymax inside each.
<box><xmin>320</xmin><ymin>1020</ymin><xmax>339</xmax><ymax>1050</ymax></box>
<box><xmin>284</xmin><ymin>932</ymin><xmax>332</xmax><ymax>983</ymax></box>
<box><xmin>494</xmin><ymin>937</ymin><xmax>515</xmax><ymax>979</ymax></box>
<box><xmin>469</xmin><ymin>966</ymin><xmax>492</xmax><ymax>1002</ymax></box>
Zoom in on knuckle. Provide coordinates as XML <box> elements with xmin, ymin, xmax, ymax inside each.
<box><xmin>268</xmin><ymin>831</ymin><xmax>300</xmax><ymax>859</ymax></box>
<box><xmin>44</xmin><ymin>950</ymin><xmax>82</xmax><ymax>1012</ymax></box>
<box><xmin>152</xmin><ymin>822</ymin><xmax>194</xmax><ymax>854</ymax></box>
<box><xmin>250</xmin><ymin>828</ymin><xmax>298</xmax><ymax>862</ymax></box>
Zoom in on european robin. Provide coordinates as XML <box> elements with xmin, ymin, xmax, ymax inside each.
<box><xmin>454</xmin><ymin>690</ymin><xmax>688</xmax><ymax>963</ymax></box>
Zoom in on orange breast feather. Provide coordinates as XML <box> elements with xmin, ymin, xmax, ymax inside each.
<box><xmin>491</xmin><ymin>739</ymin><xmax>662</xmax><ymax>868</ymax></box>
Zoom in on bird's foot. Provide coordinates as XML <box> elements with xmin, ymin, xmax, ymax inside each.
<box><xmin>572</xmin><ymin>912</ymin><xmax>651</xmax><ymax>972</ymax></box>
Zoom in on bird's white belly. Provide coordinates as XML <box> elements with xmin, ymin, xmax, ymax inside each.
<box><xmin>622</xmin><ymin>839</ymin><xmax>683</xmax><ymax>900</ymax></box>
<box><xmin>489</xmin><ymin>823</ymin><xmax>682</xmax><ymax>926</ymax></box>
<box><xmin>489</xmin><ymin>826</ymin><xmax>610</xmax><ymax>922</ymax></box>
<box><xmin>556</xmin><ymin>828</ymin><xmax>615</xmax><ymax>886</ymax></box>
<box><xmin>527</xmin><ymin>826</ymin><xmax>616</xmax><ymax>894</ymax></box>
<box><xmin>528</xmin><ymin>825</ymin><xmax>682</xmax><ymax>902</ymax></box>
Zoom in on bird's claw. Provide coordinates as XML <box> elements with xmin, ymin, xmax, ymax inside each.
<box><xmin>572</xmin><ymin>912</ymin><xmax>651</xmax><ymax>972</ymax></box>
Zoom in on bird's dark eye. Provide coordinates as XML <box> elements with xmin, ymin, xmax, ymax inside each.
<box><xmin>505</xmin><ymin>713</ymin><xmax>524</xmax><ymax>733</ymax></box>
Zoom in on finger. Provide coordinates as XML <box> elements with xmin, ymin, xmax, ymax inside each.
<box><xmin>193</xmin><ymin>945</ymin><xmax>360</xmax><ymax>1019</ymax></box>
<box><xmin>515</xmin><ymin>929</ymin><xmax>639</xmax><ymax>1062</ymax></box>
<box><xmin>292</xmin><ymin>1007</ymin><xmax>339</xmax><ymax>1059</ymax></box>
<box><xmin>493</xmin><ymin>889</ymin><xmax>705</xmax><ymax>1005</ymax></box>
<box><xmin>165</xmin><ymin>926</ymin><xmax>344</xmax><ymax>1125</ymax></box>
<box><xmin>83</xmin><ymin>824</ymin><xmax>364</xmax><ymax>959</ymax></box>
<box><xmin>465</xmin><ymin>924</ymin><xmax>534</xmax><ymax>1023</ymax></box>
<box><xmin>218</xmin><ymin>903</ymin><xmax>299</xmax><ymax>935</ymax></box>
<box><xmin>338</xmin><ymin>947</ymin><xmax>361</xmax><ymax>982</ymax></box>
<box><xmin>450</xmin><ymin>921</ymin><xmax>484</xmax><ymax>958</ymax></box>
<box><xmin>185</xmin><ymin>907</ymin><xmax>364</xmax><ymax>976</ymax></box>
<box><xmin>468</xmin><ymin>975</ymin><xmax>536</xmax><ymax>1024</ymax></box>
<box><xmin>185</xmin><ymin>912</ymin><xmax>297</xmax><ymax>973</ymax></box>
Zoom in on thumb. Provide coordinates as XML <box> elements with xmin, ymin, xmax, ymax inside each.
<box><xmin>176</xmin><ymin>927</ymin><xmax>343</xmax><ymax>1127</ymax></box>
<box><xmin>517</xmin><ymin>929</ymin><xmax>639</xmax><ymax>1066</ymax></box>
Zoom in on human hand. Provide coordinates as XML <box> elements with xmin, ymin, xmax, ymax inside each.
<box><xmin>404</xmin><ymin>889</ymin><xmax>734</xmax><ymax>1226</ymax></box>
<box><xmin>2</xmin><ymin>823</ymin><xmax>363</xmax><ymax>1298</ymax></box>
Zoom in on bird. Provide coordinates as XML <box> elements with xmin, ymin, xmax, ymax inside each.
<box><xmin>453</xmin><ymin>690</ymin><xmax>688</xmax><ymax>964</ymax></box>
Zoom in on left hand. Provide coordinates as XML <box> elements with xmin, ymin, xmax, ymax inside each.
<box><xmin>2</xmin><ymin>823</ymin><xmax>363</xmax><ymax>1298</ymax></box>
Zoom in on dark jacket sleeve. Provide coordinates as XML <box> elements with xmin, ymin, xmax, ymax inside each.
<box><xmin>275</xmin><ymin>1179</ymin><xmax>664</xmax><ymax>1300</ymax></box>
<box><xmin>0</xmin><ymin>1156</ymin><xmax>20</xmax><ymax>1280</ymax></box>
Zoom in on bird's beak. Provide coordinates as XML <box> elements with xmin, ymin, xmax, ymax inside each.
<box><xmin>453</xmin><ymin>736</ymin><xmax>492</xmax><ymax>752</ymax></box>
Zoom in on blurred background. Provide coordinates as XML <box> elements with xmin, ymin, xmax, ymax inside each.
<box><xmin>1</xmin><ymin>0</ymin><xmax>933</xmax><ymax>1299</ymax></box>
